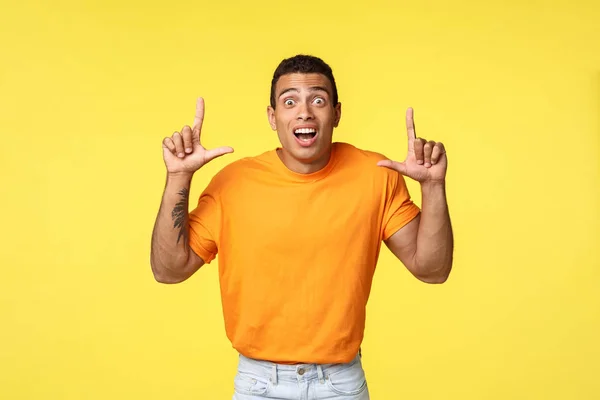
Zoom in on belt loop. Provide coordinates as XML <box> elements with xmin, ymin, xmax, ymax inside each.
<box><xmin>271</xmin><ymin>364</ymin><xmax>278</xmax><ymax>385</ymax></box>
<box><xmin>317</xmin><ymin>365</ymin><xmax>325</xmax><ymax>383</ymax></box>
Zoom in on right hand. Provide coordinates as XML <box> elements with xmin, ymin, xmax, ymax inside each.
<box><xmin>162</xmin><ymin>97</ymin><xmax>234</xmax><ymax>175</ymax></box>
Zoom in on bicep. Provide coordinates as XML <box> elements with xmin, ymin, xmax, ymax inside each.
<box><xmin>384</xmin><ymin>213</ymin><xmax>420</xmax><ymax>274</ymax></box>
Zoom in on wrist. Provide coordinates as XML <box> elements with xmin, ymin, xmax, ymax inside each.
<box><xmin>420</xmin><ymin>179</ymin><xmax>446</xmax><ymax>193</ymax></box>
<box><xmin>166</xmin><ymin>171</ymin><xmax>194</xmax><ymax>183</ymax></box>
<box><xmin>421</xmin><ymin>178</ymin><xmax>445</xmax><ymax>187</ymax></box>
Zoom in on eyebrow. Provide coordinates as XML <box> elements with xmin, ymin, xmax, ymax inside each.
<box><xmin>278</xmin><ymin>86</ymin><xmax>331</xmax><ymax>99</ymax></box>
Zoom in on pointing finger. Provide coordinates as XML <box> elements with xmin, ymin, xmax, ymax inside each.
<box><xmin>406</xmin><ymin>107</ymin><xmax>416</xmax><ymax>149</ymax></box>
<box><xmin>193</xmin><ymin>97</ymin><xmax>205</xmax><ymax>136</ymax></box>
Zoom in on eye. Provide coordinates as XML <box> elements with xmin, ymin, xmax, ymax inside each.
<box><xmin>284</xmin><ymin>99</ymin><xmax>295</xmax><ymax>106</ymax></box>
<box><xmin>313</xmin><ymin>97</ymin><xmax>325</xmax><ymax>105</ymax></box>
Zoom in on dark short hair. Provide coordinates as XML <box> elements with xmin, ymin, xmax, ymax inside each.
<box><xmin>270</xmin><ymin>54</ymin><xmax>339</xmax><ymax>109</ymax></box>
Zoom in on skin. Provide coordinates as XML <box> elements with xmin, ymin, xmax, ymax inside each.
<box><xmin>267</xmin><ymin>73</ymin><xmax>341</xmax><ymax>174</ymax></box>
<box><xmin>150</xmin><ymin>98</ymin><xmax>231</xmax><ymax>282</ymax></box>
<box><xmin>378</xmin><ymin>108</ymin><xmax>453</xmax><ymax>283</ymax></box>
<box><xmin>150</xmin><ymin>74</ymin><xmax>453</xmax><ymax>284</ymax></box>
<box><xmin>267</xmin><ymin>73</ymin><xmax>452</xmax><ymax>283</ymax></box>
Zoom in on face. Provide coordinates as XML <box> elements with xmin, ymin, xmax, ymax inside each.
<box><xmin>267</xmin><ymin>73</ymin><xmax>341</xmax><ymax>174</ymax></box>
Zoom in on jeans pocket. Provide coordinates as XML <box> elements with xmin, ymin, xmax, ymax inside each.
<box><xmin>234</xmin><ymin>371</ymin><xmax>270</xmax><ymax>396</ymax></box>
<box><xmin>325</xmin><ymin>363</ymin><xmax>368</xmax><ymax>396</ymax></box>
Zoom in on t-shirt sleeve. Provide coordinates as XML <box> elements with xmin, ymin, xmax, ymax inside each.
<box><xmin>382</xmin><ymin>169</ymin><xmax>421</xmax><ymax>240</ymax></box>
<box><xmin>188</xmin><ymin>178</ymin><xmax>222</xmax><ymax>264</ymax></box>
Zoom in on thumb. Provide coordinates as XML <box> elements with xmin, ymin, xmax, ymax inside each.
<box><xmin>204</xmin><ymin>146</ymin><xmax>234</xmax><ymax>164</ymax></box>
<box><xmin>377</xmin><ymin>159</ymin><xmax>408</xmax><ymax>175</ymax></box>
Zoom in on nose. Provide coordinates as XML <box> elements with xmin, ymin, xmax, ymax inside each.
<box><xmin>297</xmin><ymin>102</ymin><xmax>314</xmax><ymax>121</ymax></box>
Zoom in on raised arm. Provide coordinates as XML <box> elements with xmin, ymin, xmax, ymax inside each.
<box><xmin>150</xmin><ymin>98</ymin><xmax>233</xmax><ymax>283</ymax></box>
<box><xmin>377</xmin><ymin>108</ymin><xmax>453</xmax><ymax>283</ymax></box>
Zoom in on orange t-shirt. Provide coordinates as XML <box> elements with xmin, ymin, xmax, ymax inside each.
<box><xmin>188</xmin><ymin>142</ymin><xmax>420</xmax><ymax>364</ymax></box>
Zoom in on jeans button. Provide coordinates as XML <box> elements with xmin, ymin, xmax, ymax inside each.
<box><xmin>297</xmin><ymin>368</ymin><xmax>305</xmax><ymax>375</ymax></box>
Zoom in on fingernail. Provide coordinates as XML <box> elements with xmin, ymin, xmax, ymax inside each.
<box><xmin>417</xmin><ymin>160</ymin><xmax>424</xmax><ymax>165</ymax></box>
<box><xmin>425</xmin><ymin>162</ymin><xmax>431</xmax><ymax>167</ymax></box>
<box><xmin>185</xmin><ymin>148</ymin><xmax>192</xmax><ymax>153</ymax></box>
<box><xmin>178</xmin><ymin>153</ymin><xmax>185</xmax><ymax>158</ymax></box>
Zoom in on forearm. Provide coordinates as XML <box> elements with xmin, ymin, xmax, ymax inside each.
<box><xmin>414</xmin><ymin>181</ymin><xmax>454</xmax><ymax>282</ymax></box>
<box><xmin>150</xmin><ymin>173</ymin><xmax>196</xmax><ymax>281</ymax></box>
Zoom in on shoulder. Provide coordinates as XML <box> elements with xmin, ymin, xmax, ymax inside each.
<box><xmin>333</xmin><ymin>142</ymin><xmax>393</xmax><ymax>173</ymax></box>
<box><xmin>203</xmin><ymin>149</ymin><xmax>276</xmax><ymax>189</ymax></box>
<box><xmin>221</xmin><ymin>149</ymin><xmax>276</xmax><ymax>175</ymax></box>
<box><xmin>334</xmin><ymin>142</ymin><xmax>390</xmax><ymax>163</ymax></box>
<box><xmin>333</xmin><ymin>142</ymin><xmax>409</xmax><ymax>191</ymax></box>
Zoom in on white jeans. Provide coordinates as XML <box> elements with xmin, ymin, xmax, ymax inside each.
<box><xmin>232</xmin><ymin>353</ymin><xmax>370</xmax><ymax>400</ymax></box>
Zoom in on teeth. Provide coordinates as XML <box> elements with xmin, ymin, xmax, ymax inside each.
<box><xmin>294</xmin><ymin>128</ymin><xmax>316</xmax><ymax>134</ymax></box>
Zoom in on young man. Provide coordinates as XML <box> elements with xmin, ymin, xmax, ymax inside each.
<box><xmin>150</xmin><ymin>55</ymin><xmax>453</xmax><ymax>399</ymax></box>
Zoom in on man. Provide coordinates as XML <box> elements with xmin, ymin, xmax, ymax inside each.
<box><xmin>150</xmin><ymin>55</ymin><xmax>453</xmax><ymax>399</ymax></box>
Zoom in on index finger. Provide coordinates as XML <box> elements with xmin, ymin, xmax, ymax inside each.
<box><xmin>406</xmin><ymin>107</ymin><xmax>416</xmax><ymax>145</ymax></box>
<box><xmin>193</xmin><ymin>97</ymin><xmax>205</xmax><ymax>133</ymax></box>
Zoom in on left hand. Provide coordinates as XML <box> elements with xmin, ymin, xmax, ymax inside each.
<box><xmin>377</xmin><ymin>107</ymin><xmax>447</xmax><ymax>184</ymax></box>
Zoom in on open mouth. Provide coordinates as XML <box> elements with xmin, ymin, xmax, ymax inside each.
<box><xmin>294</xmin><ymin>127</ymin><xmax>317</xmax><ymax>142</ymax></box>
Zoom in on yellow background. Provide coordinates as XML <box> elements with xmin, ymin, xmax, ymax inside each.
<box><xmin>1</xmin><ymin>0</ymin><xmax>599</xmax><ymax>398</ymax></box>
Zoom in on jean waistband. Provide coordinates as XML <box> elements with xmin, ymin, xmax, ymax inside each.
<box><xmin>237</xmin><ymin>352</ymin><xmax>362</xmax><ymax>384</ymax></box>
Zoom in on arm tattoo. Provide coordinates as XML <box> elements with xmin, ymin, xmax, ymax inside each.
<box><xmin>172</xmin><ymin>188</ymin><xmax>189</xmax><ymax>246</ymax></box>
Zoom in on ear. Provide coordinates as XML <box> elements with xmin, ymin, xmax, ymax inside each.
<box><xmin>267</xmin><ymin>106</ymin><xmax>277</xmax><ymax>130</ymax></box>
<box><xmin>333</xmin><ymin>102</ymin><xmax>342</xmax><ymax>127</ymax></box>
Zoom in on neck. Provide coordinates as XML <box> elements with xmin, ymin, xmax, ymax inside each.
<box><xmin>276</xmin><ymin>147</ymin><xmax>332</xmax><ymax>174</ymax></box>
